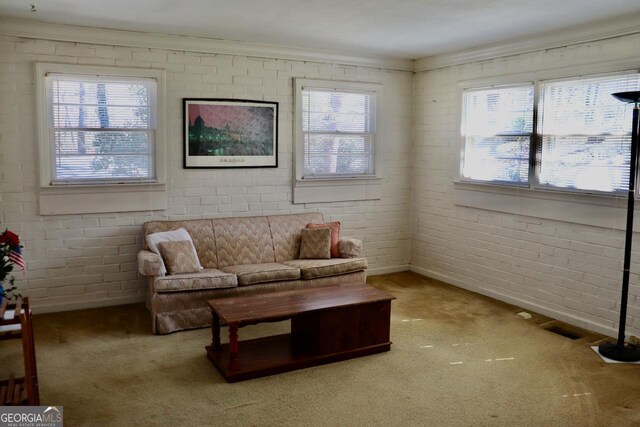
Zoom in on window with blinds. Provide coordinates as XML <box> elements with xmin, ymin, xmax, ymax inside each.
<box><xmin>538</xmin><ymin>72</ymin><xmax>639</xmax><ymax>192</ymax></box>
<box><xmin>461</xmin><ymin>70</ymin><xmax>640</xmax><ymax>194</ymax></box>
<box><xmin>46</xmin><ymin>74</ymin><xmax>157</xmax><ymax>184</ymax></box>
<box><xmin>462</xmin><ymin>84</ymin><xmax>534</xmax><ymax>184</ymax></box>
<box><xmin>301</xmin><ymin>87</ymin><xmax>376</xmax><ymax>178</ymax></box>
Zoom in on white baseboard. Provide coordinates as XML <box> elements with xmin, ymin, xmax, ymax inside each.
<box><xmin>31</xmin><ymin>295</ymin><xmax>146</xmax><ymax>315</ymax></box>
<box><xmin>368</xmin><ymin>265</ymin><xmax>410</xmax><ymax>276</ymax></box>
<box><xmin>409</xmin><ymin>265</ymin><xmax>620</xmax><ymax>339</ymax></box>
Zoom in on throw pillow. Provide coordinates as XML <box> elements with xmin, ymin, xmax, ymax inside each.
<box><xmin>307</xmin><ymin>221</ymin><xmax>341</xmax><ymax>257</ymax></box>
<box><xmin>299</xmin><ymin>228</ymin><xmax>332</xmax><ymax>259</ymax></box>
<box><xmin>146</xmin><ymin>228</ymin><xmax>203</xmax><ymax>275</ymax></box>
<box><xmin>158</xmin><ymin>240</ymin><xmax>201</xmax><ymax>274</ymax></box>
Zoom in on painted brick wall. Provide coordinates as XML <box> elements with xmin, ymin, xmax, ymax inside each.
<box><xmin>0</xmin><ymin>35</ymin><xmax>413</xmax><ymax>312</ymax></box>
<box><xmin>413</xmin><ymin>33</ymin><xmax>640</xmax><ymax>338</ymax></box>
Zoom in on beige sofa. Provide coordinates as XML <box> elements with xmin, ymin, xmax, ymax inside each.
<box><xmin>138</xmin><ymin>212</ymin><xmax>367</xmax><ymax>334</ymax></box>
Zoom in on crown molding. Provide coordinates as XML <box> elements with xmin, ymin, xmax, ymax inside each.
<box><xmin>0</xmin><ymin>18</ymin><xmax>414</xmax><ymax>72</ymax></box>
<box><xmin>416</xmin><ymin>12</ymin><xmax>640</xmax><ymax>72</ymax></box>
<box><xmin>5</xmin><ymin>13</ymin><xmax>638</xmax><ymax>75</ymax></box>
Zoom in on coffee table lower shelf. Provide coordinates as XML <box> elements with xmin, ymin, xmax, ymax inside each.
<box><xmin>206</xmin><ymin>333</ymin><xmax>391</xmax><ymax>383</ymax></box>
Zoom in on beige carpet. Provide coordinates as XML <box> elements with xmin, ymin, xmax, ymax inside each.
<box><xmin>2</xmin><ymin>272</ymin><xmax>639</xmax><ymax>426</ymax></box>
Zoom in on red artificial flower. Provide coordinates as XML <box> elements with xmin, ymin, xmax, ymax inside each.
<box><xmin>1</xmin><ymin>230</ymin><xmax>20</xmax><ymax>247</ymax></box>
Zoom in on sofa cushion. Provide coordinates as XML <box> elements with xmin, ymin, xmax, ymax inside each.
<box><xmin>283</xmin><ymin>258</ymin><xmax>368</xmax><ymax>280</ymax></box>
<box><xmin>158</xmin><ymin>240</ymin><xmax>201</xmax><ymax>274</ymax></box>
<box><xmin>213</xmin><ymin>217</ymin><xmax>276</xmax><ymax>268</ymax></box>
<box><xmin>307</xmin><ymin>221</ymin><xmax>340</xmax><ymax>258</ymax></box>
<box><xmin>221</xmin><ymin>263</ymin><xmax>301</xmax><ymax>286</ymax></box>
<box><xmin>153</xmin><ymin>269</ymin><xmax>237</xmax><ymax>292</ymax></box>
<box><xmin>299</xmin><ymin>228</ymin><xmax>331</xmax><ymax>259</ymax></box>
<box><xmin>267</xmin><ymin>212</ymin><xmax>324</xmax><ymax>262</ymax></box>
<box><xmin>142</xmin><ymin>220</ymin><xmax>218</xmax><ymax>269</ymax></box>
<box><xmin>146</xmin><ymin>228</ymin><xmax>203</xmax><ymax>276</ymax></box>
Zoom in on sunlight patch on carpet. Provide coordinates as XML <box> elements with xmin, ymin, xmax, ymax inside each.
<box><xmin>561</xmin><ymin>392</ymin><xmax>592</xmax><ymax>398</ymax></box>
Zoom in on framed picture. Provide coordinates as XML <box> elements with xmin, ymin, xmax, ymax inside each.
<box><xmin>183</xmin><ymin>98</ymin><xmax>278</xmax><ymax>168</ymax></box>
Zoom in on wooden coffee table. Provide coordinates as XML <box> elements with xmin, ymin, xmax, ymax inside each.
<box><xmin>205</xmin><ymin>282</ymin><xmax>395</xmax><ymax>382</ymax></box>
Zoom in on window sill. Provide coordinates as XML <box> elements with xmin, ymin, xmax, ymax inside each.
<box><xmin>453</xmin><ymin>180</ymin><xmax>631</xmax><ymax>230</ymax></box>
<box><xmin>39</xmin><ymin>183</ymin><xmax>167</xmax><ymax>215</ymax></box>
<box><xmin>293</xmin><ymin>177</ymin><xmax>382</xmax><ymax>204</ymax></box>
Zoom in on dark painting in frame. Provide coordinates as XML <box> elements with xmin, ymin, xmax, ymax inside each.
<box><xmin>183</xmin><ymin>98</ymin><xmax>278</xmax><ymax>168</ymax></box>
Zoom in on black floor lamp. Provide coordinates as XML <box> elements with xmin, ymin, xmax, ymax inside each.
<box><xmin>598</xmin><ymin>91</ymin><xmax>640</xmax><ymax>362</ymax></box>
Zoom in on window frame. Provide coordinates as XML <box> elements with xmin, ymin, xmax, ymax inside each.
<box><xmin>458</xmin><ymin>62</ymin><xmax>640</xmax><ymax>197</ymax></box>
<box><xmin>293</xmin><ymin>78</ymin><xmax>383</xmax><ymax>204</ymax></box>
<box><xmin>46</xmin><ymin>73</ymin><xmax>157</xmax><ymax>185</ymax></box>
<box><xmin>460</xmin><ymin>81</ymin><xmax>535</xmax><ymax>188</ymax></box>
<box><xmin>35</xmin><ymin>63</ymin><xmax>167</xmax><ymax>215</ymax></box>
<box><xmin>36</xmin><ymin>63</ymin><xmax>166</xmax><ymax>189</ymax></box>
<box><xmin>534</xmin><ymin>71</ymin><xmax>638</xmax><ymax>195</ymax></box>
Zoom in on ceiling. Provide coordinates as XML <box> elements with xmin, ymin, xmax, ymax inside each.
<box><xmin>1</xmin><ymin>0</ymin><xmax>640</xmax><ymax>60</ymax></box>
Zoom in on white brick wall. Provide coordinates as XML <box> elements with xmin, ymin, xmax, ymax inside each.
<box><xmin>5</xmin><ymin>28</ymin><xmax>637</xmax><ymax>338</ymax></box>
<box><xmin>413</xmin><ymin>33</ymin><xmax>640</xmax><ymax>337</ymax></box>
<box><xmin>0</xmin><ymin>35</ymin><xmax>413</xmax><ymax>312</ymax></box>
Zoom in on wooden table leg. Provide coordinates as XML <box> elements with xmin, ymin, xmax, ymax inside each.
<box><xmin>211</xmin><ymin>312</ymin><xmax>221</xmax><ymax>351</ymax></box>
<box><xmin>229</xmin><ymin>323</ymin><xmax>240</xmax><ymax>371</ymax></box>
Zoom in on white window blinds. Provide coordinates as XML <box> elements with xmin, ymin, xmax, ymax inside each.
<box><xmin>301</xmin><ymin>88</ymin><xmax>376</xmax><ymax>178</ymax></box>
<box><xmin>47</xmin><ymin>74</ymin><xmax>156</xmax><ymax>184</ymax></box>
<box><xmin>538</xmin><ymin>71</ymin><xmax>639</xmax><ymax>192</ymax></box>
<box><xmin>462</xmin><ymin>84</ymin><xmax>534</xmax><ymax>184</ymax></box>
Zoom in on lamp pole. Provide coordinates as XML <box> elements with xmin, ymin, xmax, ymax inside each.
<box><xmin>598</xmin><ymin>91</ymin><xmax>640</xmax><ymax>362</ymax></box>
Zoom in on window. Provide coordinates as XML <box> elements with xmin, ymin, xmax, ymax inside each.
<box><xmin>301</xmin><ymin>87</ymin><xmax>376</xmax><ymax>178</ymax></box>
<box><xmin>293</xmin><ymin>79</ymin><xmax>382</xmax><ymax>203</ymax></box>
<box><xmin>461</xmin><ymin>84</ymin><xmax>534</xmax><ymax>184</ymax></box>
<box><xmin>538</xmin><ymin>73</ymin><xmax>637</xmax><ymax>192</ymax></box>
<box><xmin>46</xmin><ymin>74</ymin><xmax>156</xmax><ymax>184</ymax></box>
<box><xmin>461</xmin><ymin>70</ymin><xmax>639</xmax><ymax>194</ymax></box>
<box><xmin>36</xmin><ymin>63</ymin><xmax>166</xmax><ymax>214</ymax></box>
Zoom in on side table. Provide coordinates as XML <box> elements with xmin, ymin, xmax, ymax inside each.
<box><xmin>0</xmin><ymin>297</ymin><xmax>40</xmax><ymax>405</ymax></box>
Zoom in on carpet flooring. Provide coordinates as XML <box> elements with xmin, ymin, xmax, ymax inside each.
<box><xmin>2</xmin><ymin>271</ymin><xmax>639</xmax><ymax>426</ymax></box>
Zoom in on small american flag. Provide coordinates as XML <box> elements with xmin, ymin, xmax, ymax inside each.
<box><xmin>9</xmin><ymin>245</ymin><xmax>25</xmax><ymax>271</ymax></box>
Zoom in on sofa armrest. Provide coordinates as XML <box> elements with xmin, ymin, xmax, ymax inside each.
<box><xmin>138</xmin><ymin>250</ymin><xmax>163</xmax><ymax>277</ymax></box>
<box><xmin>338</xmin><ymin>238</ymin><xmax>365</xmax><ymax>258</ymax></box>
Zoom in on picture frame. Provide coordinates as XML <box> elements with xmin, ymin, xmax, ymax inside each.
<box><xmin>183</xmin><ymin>98</ymin><xmax>278</xmax><ymax>168</ymax></box>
